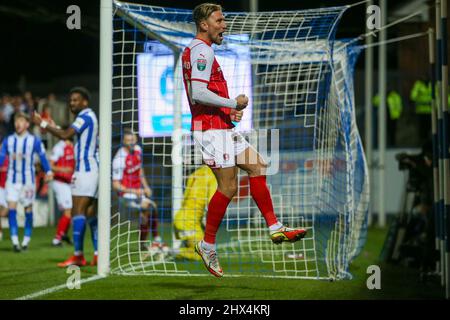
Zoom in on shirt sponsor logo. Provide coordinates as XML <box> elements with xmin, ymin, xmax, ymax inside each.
<box><xmin>197</xmin><ymin>58</ymin><xmax>207</xmax><ymax>71</ymax></box>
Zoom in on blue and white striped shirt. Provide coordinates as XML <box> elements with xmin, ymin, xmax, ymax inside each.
<box><xmin>0</xmin><ymin>132</ymin><xmax>51</xmax><ymax>185</ymax></box>
<box><xmin>70</xmin><ymin>108</ymin><xmax>99</xmax><ymax>173</ymax></box>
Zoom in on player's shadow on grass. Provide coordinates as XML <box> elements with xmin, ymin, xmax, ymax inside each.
<box><xmin>150</xmin><ymin>280</ymin><xmax>260</xmax><ymax>296</ymax></box>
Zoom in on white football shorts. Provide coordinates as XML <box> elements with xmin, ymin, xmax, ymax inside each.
<box><xmin>5</xmin><ymin>182</ymin><xmax>35</xmax><ymax>208</ymax></box>
<box><xmin>71</xmin><ymin>171</ymin><xmax>99</xmax><ymax>198</ymax></box>
<box><xmin>0</xmin><ymin>187</ymin><xmax>7</xmax><ymax>208</ymax></box>
<box><xmin>192</xmin><ymin>129</ymin><xmax>250</xmax><ymax>169</ymax></box>
<box><xmin>119</xmin><ymin>194</ymin><xmax>153</xmax><ymax>211</ymax></box>
<box><xmin>52</xmin><ymin>180</ymin><xmax>73</xmax><ymax>210</ymax></box>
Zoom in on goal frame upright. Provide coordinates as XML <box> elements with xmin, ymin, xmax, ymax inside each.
<box><xmin>98</xmin><ymin>0</ymin><xmax>113</xmax><ymax>276</ymax></box>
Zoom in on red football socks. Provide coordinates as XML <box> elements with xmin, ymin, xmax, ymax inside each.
<box><xmin>150</xmin><ymin>212</ymin><xmax>159</xmax><ymax>238</ymax></box>
<box><xmin>55</xmin><ymin>215</ymin><xmax>71</xmax><ymax>240</ymax></box>
<box><xmin>249</xmin><ymin>175</ymin><xmax>278</xmax><ymax>227</ymax></box>
<box><xmin>204</xmin><ymin>190</ymin><xmax>231</xmax><ymax>244</ymax></box>
<box><xmin>140</xmin><ymin>223</ymin><xmax>149</xmax><ymax>242</ymax></box>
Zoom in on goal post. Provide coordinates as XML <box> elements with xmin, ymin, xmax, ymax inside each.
<box><xmin>98</xmin><ymin>0</ymin><xmax>113</xmax><ymax>276</ymax></box>
<box><xmin>101</xmin><ymin>0</ymin><xmax>370</xmax><ymax>280</ymax></box>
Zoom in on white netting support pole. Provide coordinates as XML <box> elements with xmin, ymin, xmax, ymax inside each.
<box><xmin>249</xmin><ymin>0</ymin><xmax>259</xmax><ymax>12</ymax></box>
<box><xmin>436</xmin><ymin>0</ymin><xmax>445</xmax><ymax>288</ymax></box>
<box><xmin>172</xmin><ymin>52</ymin><xmax>183</xmax><ymax>246</ymax></box>
<box><xmin>440</xmin><ymin>0</ymin><xmax>450</xmax><ymax>299</ymax></box>
<box><xmin>98</xmin><ymin>0</ymin><xmax>113</xmax><ymax>276</ymax></box>
<box><xmin>365</xmin><ymin>0</ymin><xmax>374</xmax><ymax>227</ymax></box>
<box><xmin>377</xmin><ymin>0</ymin><xmax>387</xmax><ymax>228</ymax></box>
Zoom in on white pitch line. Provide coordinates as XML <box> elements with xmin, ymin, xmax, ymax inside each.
<box><xmin>15</xmin><ymin>275</ymin><xmax>105</xmax><ymax>300</ymax></box>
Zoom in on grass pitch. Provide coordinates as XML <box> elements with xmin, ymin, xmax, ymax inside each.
<box><xmin>0</xmin><ymin>226</ymin><xmax>443</xmax><ymax>300</ymax></box>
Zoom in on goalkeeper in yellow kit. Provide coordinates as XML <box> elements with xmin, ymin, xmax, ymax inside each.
<box><xmin>173</xmin><ymin>165</ymin><xmax>217</xmax><ymax>260</ymax></box>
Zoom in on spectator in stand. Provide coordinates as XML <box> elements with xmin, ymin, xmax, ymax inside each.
<box><xmin>47</xmin><ymin>93</ymin><xmax>71</xmax><ymax>128</ymax></box>
<box><xmin>23</xmin><ymin>91</ymin><xmax>36</xmax><ymax>114</ymax></box>
<box><xmin>1</xmin><ymin>95</ymin><xmax>11</xmax><ymax>139</ymax></box>
<box><xmin>1</xmin><ymin>94</ymin><xmax>14</xmax><ymax>123</ymax></box>
<box><xmin>38</xmin><ymin>103</ymin><xmax>56</xmax><ymax>148</ymax></box>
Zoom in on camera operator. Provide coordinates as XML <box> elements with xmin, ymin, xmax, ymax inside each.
<box><xmin>395</xmin><ymin>138</ymin><xmax>437</xmax><ymax>277</ymax></box>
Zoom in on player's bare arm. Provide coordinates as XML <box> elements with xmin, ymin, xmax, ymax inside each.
<box><xmin>32</xmin><ymin>112</ymin><xmax>76</xmax><ymax>140</ymax></box>
<box><xmin>50</xmin><ymin>160</ymin><xmax>73</xmax><ymax>174</ymax></box>
<box><xmin>140</xmin><ymin>167</ymin><xmax>152</xmax><ymax>198</ymax></box>
<box><xmin>112</xmin><ymin>180</ymin><xmax>144</xmax><ymax>197</ymax></box>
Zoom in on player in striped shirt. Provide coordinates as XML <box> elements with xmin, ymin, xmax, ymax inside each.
<box><xmin>50</xmin><ymin>134</ymin><xmax>75</xmax><ymax>246</ymax></box>
<box><xmin>32</xmin><ymin>87</ymin><xmax>99</xmax><ymax>266</ymax></box>
<box><xmin>0</xmin><ymin>112</ymin><xmax>53</xmax><ymax>252</ymax></box>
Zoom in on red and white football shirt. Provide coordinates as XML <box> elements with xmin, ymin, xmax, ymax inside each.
<box><xmin>182</xmin><ymin>38</ymin><xmax>234</xmax><ymax>131</ymax></box>
<box><xmin>50</xmin><ymin>141</ymin><xmax>75</xmax><ymax>184</ymax></box>
<box><xmin>112</xmin><ymin>145</ymin><xmax>143</xmax><ymax>198</ymax></box>
<box><xmin>0</xmin><ymin>156</ymin><xmax>8</xmax><ymax>188</ymax></box>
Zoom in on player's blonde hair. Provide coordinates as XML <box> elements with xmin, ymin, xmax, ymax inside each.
<box><xmin>14</xmin><ymin>111</ymin><xmax>30</xmax><ymax>123</ymax></box>
<box><xmin>193</xmin><ymin>3</ymin><xmax>223</xmax><ymax>29</ymax></box>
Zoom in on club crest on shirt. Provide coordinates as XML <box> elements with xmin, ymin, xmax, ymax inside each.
<box><xmin>223</xmin><ymin>153</ymin><xmax>229</xmax><ymax>161</ymax></box>
<box><xmin>197</xmin><ymin>58</ymin><xmax>207</xmax><ymax>71</ymax></box>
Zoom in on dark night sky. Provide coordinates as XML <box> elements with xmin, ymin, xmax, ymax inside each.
<box><xmin>0</xmin><ymin>0</ymin><xmax>407</xmax><ymax>93</ymax></box>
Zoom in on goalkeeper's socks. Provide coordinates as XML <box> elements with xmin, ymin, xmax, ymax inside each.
<box><xmin>87</xmin><ymin>216</ymin><xmax>98</xmax><ymax>252</ymax></box>
<box><xmin>249</xmin><ymin>175</ymin><xmax>278</xmax><ymax>227</ymax></box>
<box><xmin>72</xmin><ymin>215</ymin><xmax>87</xmax><ymax>254</ymax></box>
<box><xmin>55</xmin><ymin>214</ymin><xmax>71</xmax><ymax>240</ymax></box>
<box><xmin>8</xmin><ymin>209</ymin><xmax>19</xmax><ymax>245</ymax></box>
<box><xmin>24</xmin><ymin>212</ymin><xmax>33</xmax><ymax>239</ymax></box>
<box><xmin>204</xmin><ymin>190</ymin><xmax>231</xmax><ymax>244</ymax></box>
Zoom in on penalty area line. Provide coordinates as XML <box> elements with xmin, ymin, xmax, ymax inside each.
<box><xmin>15</xmin><ymin>275</ymin><xmax>105</xmax><ymax>300</ymax></box>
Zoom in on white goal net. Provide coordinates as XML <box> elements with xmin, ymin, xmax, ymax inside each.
<box><xmin>107</xmin><ymin>0</ymin><xmax>369</xmax><ymax>280</ymax></box>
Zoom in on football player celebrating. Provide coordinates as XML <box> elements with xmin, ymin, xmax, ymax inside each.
<box><xmin>0</xmin><ymin>112</ymin><xmax>53</xmax><ymax>252</ymax></box>
<box><xmin>182</xmin><ymin>3</ymin><xmax>307</xmax><ymax>277</ymax></box>
<box><xmin>32</xmin><ymin>87</ymin><xmax>98</xmax><ymax>266</ymax></box>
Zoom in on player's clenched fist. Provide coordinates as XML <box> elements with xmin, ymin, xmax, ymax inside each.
<box><xmin>235</xmin><ymin>94</ymin><xmax>248</xmax><ymax>111</ymax></box>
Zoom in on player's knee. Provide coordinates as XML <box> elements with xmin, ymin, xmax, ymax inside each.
<box><xmin>220</xmin><ymin>182</ymin><xmax>237</xmax><ymax>198</ymax></box>
<box><xmin>244</xmin><ymin>165</ymin><xmax>261</xmax><ymax>177</ymax></box>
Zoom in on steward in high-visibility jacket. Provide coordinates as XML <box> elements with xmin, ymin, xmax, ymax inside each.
<box><xmin>410</xmin><ymin>80</ymin><xmax>432</xmax><ymax>115</ymax></box>
<box><xmin>372</xmin><ymin>91</ymin><xmax>403</xmax><ymax>120</ymax></box>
